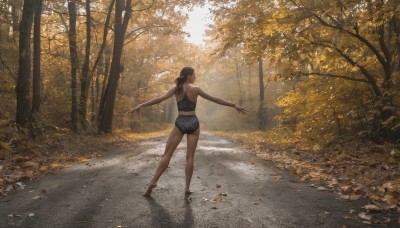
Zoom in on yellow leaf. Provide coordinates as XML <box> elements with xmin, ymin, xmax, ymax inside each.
<box><xmin>78</xmin><ymin>157</ymin><xmax>89</xmax><ymax>163</ymax></box>
<box><xmin>299</xmin><ymin>176</ymin><xmax>308</xmax><ymax>182</ymax></box>
<box><xmin>50</xmin><ymin>163</ymin><xmax>62</xmax><ymax>169</ymax></box>
<box><xmin>39</xmin><ymin>166</ymin><xmax>49</xmax><ymax>172</ymax></box>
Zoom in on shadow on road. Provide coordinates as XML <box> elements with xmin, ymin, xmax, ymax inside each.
<box><xmin>145</xmin><ymin>196</ymin><xmax>194</xmax><ymax>228</ymax></box>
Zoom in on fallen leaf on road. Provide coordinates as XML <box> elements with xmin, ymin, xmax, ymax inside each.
<box><xmin>309</xmin><ymin>171</ymin><xmax>320</xmax><ymax>177</ymax></box>
<box><xmin>382</xmin><ymin>194</ymin><xmax>396</xmax><ymax>204</ymax></box>
<box><xmin>5</xmin><ymin>184</ymin><xmax>14</xmax><ymax>191</ymax></box>
<box><xmin>317</xmin><ymin>186</ymin><xmax>326</xmax><ymax>191</ymax></box>
<box><xmin>358</xmin><ymin>212</ymin><xmax>372</xmax><ymax>220</ymax></box>
<box><xmin>295</xmin><ymin>169</ymin><xmax>302</xmax><ymax>174</ymax></box>
<box><xmin>340</xmin><ymin>185</ymin><xmax>352</xmax><ymax>193</ymax></box>
<box><xmin>340</xmin><ymin>194</ymin><xmax>362</xmax><ymax>201</ymax></box>
<box><xmin>328</xmin><ymin>179</ymin><xmax>338</xmax><ymax>185</ymax></box>
<box><xmin>16</xmin><ymin>182</ymin><xmax>25</xmax><ymax>189</ymax></box>
<box><xmin>211</xmin><ymin>206</ymin><xmax>218</xmax><ymax>209</ymax></box>
<box><xmin>216</xmin><ymin>184</ymin><xmax>222</xmax><ymax>188</ymax></box>
<box><xmin>28</xmin><ymin>213</ymin><xmax>35</xmax><ymax>217</ymax></box>
<box><xmin>383</xmin><ymin>217</ymin><xmax>391</xmax><ymax>223</ymax></box>
<box><xmin>210</xmin><ymin>198</ymin><xmax>222</xmax><ymax>203</ymax></box>
<box><xmin>32</xmin><ymin>196</ymin><xmax>41</xmax><ymax>200</ymax></box>
<box><xmin>362</xmin><ymin>204</ymin><xmax>382</xmax><ymax>212</ymax></box>
<box><xmin>298</xmin><ymin>176</ymin><xmax>308</xmax><ymax>182</ymax></box>
<box><xmin>219</xmin><ymin>192</ymin><xmax>227</xmax><ymax>196</ymax></box>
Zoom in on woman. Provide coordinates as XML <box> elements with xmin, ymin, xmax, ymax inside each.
<box><xmin>128</xmin><ymin>67</ymin><xmax>248</xmax><ymax>196</ymax></box>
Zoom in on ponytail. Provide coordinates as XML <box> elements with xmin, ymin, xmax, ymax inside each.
<box><xmin>175</xmin><ymin>67</ymin><xmax>194</xmax><ymax>95</ymax></box>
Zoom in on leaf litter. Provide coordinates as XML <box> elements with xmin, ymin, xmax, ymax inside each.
<box><xmin>0</xmin><ymin>122</ymin><xmax>169</xmax><ymax>196</ymax></box>
<box><xmin>214</xmin><ymin>131</ymin><xmax>400</xmax><ymax>224</ymax></box>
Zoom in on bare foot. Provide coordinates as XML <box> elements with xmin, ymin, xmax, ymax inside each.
<box><xmin>143</xmin><ymin>183</ymin><xmax>157</xmax><ymax>196</ymax></box>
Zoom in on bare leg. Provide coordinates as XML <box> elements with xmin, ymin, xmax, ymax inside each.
<box><xmin>144</xmin><ymin>126</ymin><xmax>184</xmax><ymax>196</ymax></box>
<box><xmin>185</xmin><ymin>127</ymin><xmax>200</xmax><ymax>193</ymax></box>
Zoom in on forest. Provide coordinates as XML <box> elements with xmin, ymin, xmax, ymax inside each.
<box><xmin>0</xmin><ymin>0</ymin><xmax>400</xmax><ymax>225</ymax></box>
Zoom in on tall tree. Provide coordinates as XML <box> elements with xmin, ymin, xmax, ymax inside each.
<box><xmin>79</xmin><ymin>0</ymin><xmax>91</xmax><ymax>130</ymax></box>
<box><xmin>10</xmin><ymin>0</ymin><xmax>21</xmax><ymax>37</ymax></box>
<box><xmin>32</xmin><ymin>0</ymin><xmax>43</xmax><ymax>115</ymax></box>
<box><xmin>68</xmin><ymin>0</ymin><xmax>79</xmax><ymax>132</ymax></box>
<box><xmin>91</xmin><ymin>0</ymin><xmax>115</xmax><ymax>124</ymax></box>
<box><xmin>258</xmin><ymin>59</ymin><xmax>266</xmax><ymax>130</ymax></box>
<box><xmin>16</xmin><ymin>0</ymin><xmax>34</xmax><ymax>125</ymax></box>
<box><xmin>98</xmin><ymin>0</ymin><xmax>133</xmax><ymax>133</ymax></box>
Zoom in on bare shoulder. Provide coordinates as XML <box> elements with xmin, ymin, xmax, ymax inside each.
<box><xmin>190</xmin><ymin>85</ymin><xmax>202</xmax><ymax>93</ymax></box>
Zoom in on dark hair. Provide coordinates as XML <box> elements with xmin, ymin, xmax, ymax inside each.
<box><xmin>175</xmin><ymin>67</ymin><xmax>194</xmax><ymax>95</ymax></box>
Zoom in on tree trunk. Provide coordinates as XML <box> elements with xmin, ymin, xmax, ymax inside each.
<box><xmin>247</xmin><ymin>64</ymin><xmax>252</xmax><ymax>100</ymax></box>
<box><xmin>91</xmin><ymin>77</ymin><xmax>95</xmax><ymax>123</ymax></box>
<box><xmin>258</xmin><ymin>59</ymin><xmax>265</xmax><ymax>101</ymax></box>
<box><xmin>91</xmin><ymin>0</ymin><xmax>114</xmax><ymax>74</ymax></box>
<box><xmin>68</xmin><ymin>1</ymin><xmax>79</xmax><ymax>132</ymax></box>
<box><xmin>96</xmin><ymin>54</ymin><xmax>102</xmax><ymax>107</ymax></box>
<box><xmin>101</xmin><ymin>47</ymin><xmax>111</xmax><ymax>99</ymax></box>
<box><xmin>10</xmin><ymin>1</ymin><xmax>20</xmax><ymax>37</ymax></box>
<box><xmin>258</xmin><ymin>59</ymin><xmax>266</xmax><ymax>130</ymax></box>
<box><xmin>32</xmin><ymin>0</ymin><xmax>42</xmax><ymax>115</ymax></box>
<box><xmin>15</xmin><ymin>0</ymin><xmax>34</xmax><ymax>125</ymax></box>
<box><xmin>98</xmin><ymin>0</ymin><xmax>132</xmax><ymax>133</ymax></box>
<box><xmin>79</xmin><ymin>0</ymin><xmax>91</xmax><ymax>130</ymax></box>
<box><xmin>234</xmin><ymin>58</ymin><xmax>243</xmax><ymax>106</ymax></box>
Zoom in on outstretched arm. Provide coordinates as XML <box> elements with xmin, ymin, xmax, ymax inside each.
<box><xmin>125</xmin><ymin>88</ymin><xmax>175</xmax><ymax>115</ymax></box>
<box><xmin>198</xmin><ymin>87</ymin><xmax>248</xmax><ymax>115</ymax></box>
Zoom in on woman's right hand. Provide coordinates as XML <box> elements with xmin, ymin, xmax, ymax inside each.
<box><xmin>130</xmin><ymin>104</ymin><xmax>142</xmax><ymax>114</ymax></box>
<box><xmin>123</xmin><ymin>104</ymin><xmax>141</xmax><ymax>116</ymax></box>
<box><xmin>234</xmin><ymin>104</ymin><xmax>248</xmax><ymax>115</ymax></box>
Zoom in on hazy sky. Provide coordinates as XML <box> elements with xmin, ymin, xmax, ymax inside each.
<box><xmin>183</xmin><ymin>6</ymin><xmax>213</xmax><ymax>46</ymax></box>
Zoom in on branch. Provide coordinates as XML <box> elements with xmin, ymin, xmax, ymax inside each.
<box><xmin>0</xmin><ymin>56</ymin><xmax>16</xmax><ymax>82</ymax></box>
<box><xmin>57</xmin><ymin>11</ymin><xmax>69</xmax><ymax>33</ymax></box>
<box><xmin>132</xmin><ymin>0</ymin><xmax>155</xmax><ymax>12</ymax></box>
<box><xmin>123</xmin><ymin>25</ymin><xmax>169</xmax><ymax>45</ymax></box>
<box><xmin>312</xmin><ymin>13</ymin><xmax>388</xmax><ymax>70</ymax></box>
<box><xmin>302</xmin><ymin>36</ymin><xmax>382</xmax><ymax>96</ymax></box>
<box><xmin>378</xmin><ymin>22</ymin><xmax>392</xmax><ymax>81</ymax></box>
<box><xmin>294</xmin><ymin>72</ymin><xmax>369</xmax><ymax>83</ymax></box>
<box><xmin>90</xmin><ymin>0</ymin><xmax>115</xmax><ymax>74</ymax></box>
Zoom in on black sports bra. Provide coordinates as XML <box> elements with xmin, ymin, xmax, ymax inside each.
<box><xmin>177</xmin><ymin>86</ymin><xmax>196</xmax><ymax>112</ymax></box>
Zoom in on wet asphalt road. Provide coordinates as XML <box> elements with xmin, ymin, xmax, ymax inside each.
<box><xmin>0</xmin><ymin>132</ymin><xmax>391</xmax><ymax>227</ymax></box>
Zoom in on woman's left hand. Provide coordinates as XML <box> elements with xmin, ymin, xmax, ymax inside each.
<box><xmin>234</xmin><ymin>105</ymin><xmax>248</xmax><ymax>115</ymax></box>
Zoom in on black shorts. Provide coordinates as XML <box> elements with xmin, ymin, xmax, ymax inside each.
<box><xmin>175</xmin><ymin>115</ymin><xmax>199</xmax><ymax>134</ymax></box>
